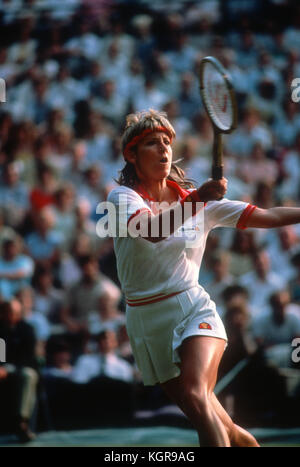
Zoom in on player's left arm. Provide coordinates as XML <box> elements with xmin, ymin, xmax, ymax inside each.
<box><xmin>246</xmin><ymin>207</ymin><xmax>300</xmax><ymax>229</ymax></box>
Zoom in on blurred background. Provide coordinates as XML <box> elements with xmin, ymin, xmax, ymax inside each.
<box><xmin>1</xmin><ymin>0</ymin><xmax>300</xmax><ymax>446</ymax></box>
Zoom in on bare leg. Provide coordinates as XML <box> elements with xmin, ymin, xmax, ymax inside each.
<box><xmin>161</xmin><ymin>336</ymin><xmax>259</xmax><ymax>447</ymax></box>
<box><xmin>211</xmin><ymin>393</ymin><xmax>260</xmax><ymax>447</ymax></box>
<box><xmin>161</xmin><ymin>336</ymin><xmax>230</xmax><ymax>447</ymax></box>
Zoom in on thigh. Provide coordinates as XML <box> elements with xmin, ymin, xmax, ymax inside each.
<box><xmin>161</xmin><ymin>336</ymin><xmax>227</xmax><ymax>402</ymax></box>
<box><xmin>179</xmin><ymin>336</ymin><xmax>226</xmax><ymax>391</ymax></box>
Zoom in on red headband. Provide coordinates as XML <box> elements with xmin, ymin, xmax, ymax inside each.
<box><xmin>123</xmin><ymin>126</ymin><xmax>172</xmax><ymax>160</ymax></box>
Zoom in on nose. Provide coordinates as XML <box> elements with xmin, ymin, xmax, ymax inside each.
<box><xmin>158</xmin><ymin>140</ymin><xmax>168</xmax><ymax>152</ymax></box>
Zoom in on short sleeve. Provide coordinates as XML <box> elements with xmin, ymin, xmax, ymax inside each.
<box><xmin>205</xmin><ymin>198</ymin><xmax>253</xmax><ymax>230</ymax></box>
<box><xmin>107</xmin><ymin>186</ymin><xmax>151</xmax><ymax>234</ymax></box>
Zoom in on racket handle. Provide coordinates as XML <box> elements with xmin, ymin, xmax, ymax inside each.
<box><xmin>212</xmin><ymin>165</ymin><xmax>224</xmax><ymax>180</ymax></box>
<box><xmin>212</xmin><ymin>132</ymin><xmax>223</xmax><ymax>180</ymax></box>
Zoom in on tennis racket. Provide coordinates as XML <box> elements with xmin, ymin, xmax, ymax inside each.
<box><xmin>198</xmin><ymin>56</ymin><xmax>237</xmax><ymax>180</ymax></box>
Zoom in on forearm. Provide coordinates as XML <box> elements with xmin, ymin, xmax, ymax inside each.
<box><xmin>247</xmin><ymin>207</ymin><xmax>300</xmax><ymax>229</ymax></box>
<box><xmin>272</xmin><ymin>207</ymin><xmax>300</xmax><ymax>227</ymax></box>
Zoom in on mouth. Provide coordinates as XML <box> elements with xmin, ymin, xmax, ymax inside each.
<box><xmin>159</xmin><ymin>156</ymin><xmax>169</xmax><ymax>164</ymax></box>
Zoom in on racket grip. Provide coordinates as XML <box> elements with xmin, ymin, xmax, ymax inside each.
<box><xmin>212</xmin><ymin>132</ymin><xmax>223</xmax><ymax>180</ymax></box>
<box><xmin>212</xmin><ymin>165</ymin><xmax>224</xmax><ymax>180</ymax></box>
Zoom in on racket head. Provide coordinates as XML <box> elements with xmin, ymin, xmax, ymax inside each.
<box><xmin>199</xmin><ymin>56</ymin><xmax>237</xmax><ymax>134</ymax></box>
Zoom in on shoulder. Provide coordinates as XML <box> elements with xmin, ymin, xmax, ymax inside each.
<box><xmin>107</xmin><ymin>185</ymin><xmax>142</xmax><ymax>203</ymax></box>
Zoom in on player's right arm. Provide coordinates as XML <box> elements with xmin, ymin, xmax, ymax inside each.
<box><xmin>246</xmin><ymin>206</ymin><xmax>300</xmax><ymax>229</ymax></box>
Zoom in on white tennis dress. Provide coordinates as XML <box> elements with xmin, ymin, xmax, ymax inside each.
<box><xmin>107</xmin><ymin>181</ymin><xmax>256</xmax><ymax>385</ymax></box>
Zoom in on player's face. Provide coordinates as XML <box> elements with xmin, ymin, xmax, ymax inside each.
<box><xmin>133</xmin><ymin>131</ymin><xmax>173</xmax><ymax>182</ymax></box>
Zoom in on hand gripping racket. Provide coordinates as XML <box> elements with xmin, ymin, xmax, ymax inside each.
<box><xmin>198</xmin><ymin>56</ymin><xmax>237</xmax><ymax>180</ymax></box>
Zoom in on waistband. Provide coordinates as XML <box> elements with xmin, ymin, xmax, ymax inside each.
<box><xmin>126</xmin><ymin>290</ymin><xmax>183</xmax><ymax>307</ymax></box>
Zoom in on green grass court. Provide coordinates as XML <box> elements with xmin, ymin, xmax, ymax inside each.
<box><xmin>0</xmin><ymin>426</ymin><xmax>300</xmax><ymax>447</ymax></box>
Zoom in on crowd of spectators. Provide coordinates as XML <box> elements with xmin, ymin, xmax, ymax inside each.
<box><xmin>1</xmin><ymin>0</ymin><xmax>300</xmax><ymax>440</ymax></box>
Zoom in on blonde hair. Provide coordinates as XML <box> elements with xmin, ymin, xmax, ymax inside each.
<box><xmin>118</xmin><ymin>109</ymin><xmax>194</xmax><ymax>189</ymax></box>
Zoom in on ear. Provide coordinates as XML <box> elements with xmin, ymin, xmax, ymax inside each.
<box><xmin>125</xmin><ymin>149</ymin><xmax>136</xmax><ymax>165</ymax></box>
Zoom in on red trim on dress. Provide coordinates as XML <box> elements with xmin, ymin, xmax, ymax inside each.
<box><xmin>166</xmin><ymin>179</ymin><xmax>191</xmax><ymax>199</ymax></box>
<box><xmin>126</xmin><ymin>290</ymin><xmax>182</xmax><ymax>307</ymax></box>
<box><xmin>236</xmin><ymin>204</ymin><xmax>257</xmax><ymax>230</ymax></box>
<box><xmin>135</xmin><ymin>179</ymin><xmax>190</xmax><ymax>201</ymax></box>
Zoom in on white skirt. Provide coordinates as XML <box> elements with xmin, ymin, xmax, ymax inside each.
<box><xmin>126</xmin><ymin>285</ymin><xmax>227</xmax><ymax>386</ymax></box>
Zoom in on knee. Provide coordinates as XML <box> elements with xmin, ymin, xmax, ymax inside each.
<box><xmin>181</xmin><ymin>385</ymin><xmax>211</xmax><ymax>415</ymax></box>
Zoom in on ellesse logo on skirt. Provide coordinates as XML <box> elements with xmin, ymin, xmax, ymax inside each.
<box><xmin>199</xmin><ymin>322</ymin><xmax>212</xmax><ymax>330</ymax></box>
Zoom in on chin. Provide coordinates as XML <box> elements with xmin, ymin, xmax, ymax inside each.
<box><xmin>145</xmin><ymin>166</ymin><xmax>170</xmax><ymax>182</ymax></box>
<box><xmin>159</xmin><ymin>166</ymin><xmax>171</xmax><ymax>178</ymax></box>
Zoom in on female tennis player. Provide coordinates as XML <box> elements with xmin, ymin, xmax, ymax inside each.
<box><xmin>107</xmin><ymin>109</ymin><xmax>300</xmax><ymax>447</ymax></box>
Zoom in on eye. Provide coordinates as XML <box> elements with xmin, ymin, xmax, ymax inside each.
<box><xmin>145</xmin><ymin>139</ymin><xmax>156</xmax><ymax>145</ymax></box>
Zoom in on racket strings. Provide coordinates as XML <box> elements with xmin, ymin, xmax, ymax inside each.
<box><xmin>202</xmin><ymin>65</ymin><xmax>233</xmax><ymax>131</ymax></box>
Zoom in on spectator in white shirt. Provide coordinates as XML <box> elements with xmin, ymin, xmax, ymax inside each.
<box><xmin>272</xmin><ymin>100</ymin><xmax>300</xmax><ymax>148</ymax></box>
<box><xmin>101</xmin><ymin>21</ymin><xmax>135</xmax><ymax>66</ymax></box>
<box><xmin>92</xmin><ymin>78</ymin><xmax>128</xmax><ymax>126</ymax></box>
<box><xmin>278</xmin><ymin>132</ymin><xmax>300</xmax><ymax>201</ymax></box>
<box><xmin>7</xmin><ymin>16</ymin><xmax>37</xmax><ymax>67</ymax></box>
<box><xmin>25</xmin><ymin>207</ymin><xmax>63</xmax><ymax>265</ymax></box>
<box><xmin>71</xmin><ymin>329</ymin><xmax>135</xmax><ymax>384</ymax></box>
<box><xmin>252</xmin><ymin>290</ymin><xmax>300</xmax><ymax>368</ymax></box>
<box><xmin>237</xmin><ymin>142</ymin><xmax>279</xmax><ymax>189</ymax></box>
<box><xmin>0</xmin><ymin>161</ymin><xmax>30</xmax><ymax>228</ymax></box>
<box><xmin>266</xmin><ymin>225</ymin><xmax>300</xmax><ymax>282</ymax></box>
<box><xmin>240</xmin><ymin>249</ymin><xmax>285</xmax><ymax>316</ymax></box>
<box><xmin>165</xmin><ymin>32</ymin><xmax>198</xmax><ymax>74</ymax></box>
<box><xmin>48</xmin><ymin>66</ymin><xmax>87</xmax><ymax>118</ymax></box>
<box><xmin>101</xmin><ymin>39</ymin><xmax>130</xmax><ymax>83</ymax></box>
<box><xmin>42</xmin><ymin>339</ymin><xmax>74</xmax><ymax>380</ymax></box>
<box><xmin>88</xmin><ymin>290</ymin><xmax>125</xmax><ymax>336</ymax></box>
<box><xmin>132</xmin><ymin>76</ymin><xmax>168</xmax><ymax>113</ymax></box>
<box><xmin>65</xmin><ymin>21</ymin><xmax>103</xmax><ymax>60</ymax></box>
<box><xmin>52</xmin><ymin>185</ymin><xmax>76</xmax><ymax>251</ymax></box>
<box><xmin>0</xmin><ymin>236</ymin><xmax>34</xmax><ymax>300</ymax></box>
<box><xmin>225</xmin><ymin>107</ymin><xmax>273</xmax><ymax>158</ymax></box>
<box><xmin>0</xmin><ymin>46</ymin><xmax>20</xmax><ymax>84</ymax></box>
<box><xmin>152</xmin><ymin>53</ymin><xmax>180</xmax><ymax>99</ymax></box>
<box><xmin>31</xmin><ymin>263</ymin><xmax>64</xmax><ymax>325</ymax></box>
<box><xmin>17</xmin><ymin>286</ymin><xmax>50</xmax><ymax>359</ymax></box>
